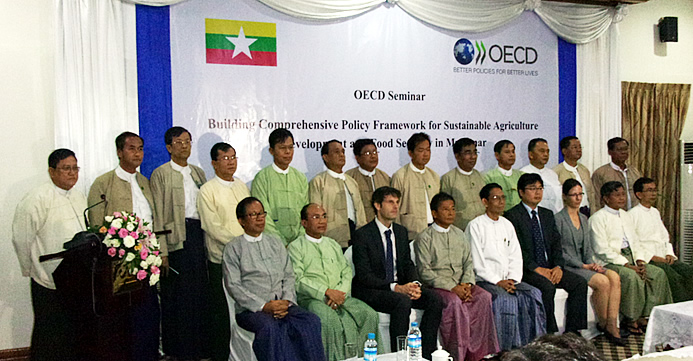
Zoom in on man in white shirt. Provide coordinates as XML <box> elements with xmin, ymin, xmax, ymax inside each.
<box><xmin>13</xmin><ymin>148</ymin><xmax>87</xmax><ymax>361</ymax></box>
<box><xmin>466</xmin><ymin>183</ymin><xmax>545</xmax><ymax>350</ymax></box>
<box><xmin>309</xmin><ymin>139</ymin><xmax>367</xmax><ymax>249</ymax></box>
<box><xmin>520</xmin><ymin>138</ymin><xmax>562</xmax><ymax>213</ymax></box>
<box><xmin>345</xmin><ymin>138</ymin><xmax>391</xmax><ymax>223</ymax></box>
<box><xmin>629</xmin><ymin>177</ymin><xmax>693</xmax><ymax>302</ymax></box>
<box><xmin>150</xmin><ymin>126</ymin><xmax>210</xmax><ymax>360</ymax></box>
<box><xmin>197</xmin><ymin>142</ymin><xmax>250</xmax><ymax>361</ymax></box>
<box><xmin>553</xmin><ymin>136</ymin><xmax>598</xmax><ymax>216</ymax></box>
<box><xmin>88</xmin><ymin>131</ymin><xmax>159</xmax><ymax>361</ymax></box>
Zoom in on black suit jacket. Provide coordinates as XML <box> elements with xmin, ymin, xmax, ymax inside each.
<box><xmin>504</xmin><ymin>203</ymin><xmax>566</xmax><ymax>273</ymax></box>
<box><xmin>351</xmin><ymin>220</ymin><xmax>418</xmax><ymax>297</ymax></box>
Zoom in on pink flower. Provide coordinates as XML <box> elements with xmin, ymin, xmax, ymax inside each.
<box><xmin>113</xmin><ymin>212</ymin><xmax>122</xmax><ymax>218</ymax></box>
<box><xmin>151</xmin><ymin>266</ymin><xmax>160</xmax><ymax>275</ymax></box>
<box><xmin>118</xmin><ymin>228</ymin><xmax>129</xmax><ymax>239</ymax></box>
<box><xmin>140</xmin><ymin>248</ymin><xmax>149</xmax><ymax>260</ymax></box>
<box><xmin>107</xmin><ymin>247</ymin><xmax>117</xmax><ymax>257</ymax></box>
<box><xmin>108</xmin><ymin>227</ymin><xmax>117</xmax><ymax>235</ymax></box>
<box><xmin>118</xmin><ymin>249</ymin><xmax>125</xmax><ymax>258</ymax></box>
<box><xmin>130</xmin><ymin>231</ymin><xmax>139</xmax><ymax>239</ymax></box>
<box><xmin>153</xmin><ymin>251</ymin><xmax>160</xmax><ymax>256</ymax></box>
<box><xmin>136</xmin><ymin>270</ymin><xmax>147</xmax><ymax>281</ymax></box>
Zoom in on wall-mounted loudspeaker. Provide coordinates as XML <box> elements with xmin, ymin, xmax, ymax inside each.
<box><xmin>659</xmin><ymin>17</ymin><xmax>678</xmax><ymax>43</ymax></box>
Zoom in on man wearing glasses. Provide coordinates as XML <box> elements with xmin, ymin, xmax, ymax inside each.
<box><xmin>198</xmin><ymin>142</ymin><xmax>250</xmax><ymax>361</ymax></box>
<box><xmin>223</xmin><ymin>197</ymin><xmax>326</xmax><ymax>361</ymax></box>
<box><xmin>287</xmin><ymin>203</ymin><xmax>379</xmax><ymax>360</ymax></box>
<box><xmin>441</xmin><ymin>138</ymin><xmax>485</xmax><ymax>231</ymax></box>
<box><xmin>520</xmin><ymin>138</ymin><xmax>563</xmax><ymax>214</ymax></box>
<box><xmin>251</xmin><ymin>128</ymin><xmax>308</xmax><ymax>246</ymax></box>
<box><xmin>150</xmin><ymin>126</ymin><xmax>210</xmax><ymax>360</ymax></box>
<box><xmin>629</xmin><ymin>177</ymin><xmax>693</xmax><ymax>302</ymax></box>
<box><xmin>504</xmin><ymin>173</ymin><xmax>588</xmax><ymax>336</ymax></box>
<box><xmin>13</xmin><ymin>148</ymin><xmax>87</xmax><ymax>360</ymax></box>
<box><xmin>466</xmin><ymin>183</ymin><xmax>545</xmax><ymax>350</ymax></box>
<box><xmin>346</xmin><ymin>139</ymin><xmax>391</xmax><ymax>223</ymax></box>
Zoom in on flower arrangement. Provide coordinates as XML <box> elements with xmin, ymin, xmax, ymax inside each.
<box><xmin>94</xmin><ymin>211</ymin><xmax>162</xmax><ymax>286</ymax></box>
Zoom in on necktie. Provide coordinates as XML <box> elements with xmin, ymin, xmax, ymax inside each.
<box><xmin>530</xmin><ymin>210</ymin><xmax>549</xmax><ymax>268</ymax></box>
<box><xmin>384</xmin><ymin>229</ymin><xmax>395</xmax><ymax>283</ymax></box>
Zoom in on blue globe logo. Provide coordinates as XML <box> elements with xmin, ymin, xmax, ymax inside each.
<box><xmin>453</xmin><ymin>38</ymin><xmax>475</xmax><ymax>65</ymax></box>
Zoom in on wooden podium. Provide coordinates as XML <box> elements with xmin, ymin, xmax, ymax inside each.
<box><xmin>44</xmin><ymin>231</ymin><xmax>152</xmax><ymax>361</ymax></box>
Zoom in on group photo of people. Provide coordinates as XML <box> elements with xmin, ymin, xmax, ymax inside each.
<box><xmin>14</xmin><ymin>126</ymin><xmax>693</xmax><ymax>361</ymax></box>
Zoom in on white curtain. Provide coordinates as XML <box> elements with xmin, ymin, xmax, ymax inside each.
<box><xmin>54</xmin><ymin>0</ymin><xmax>139</xmax><ymax>193</ymax></box>
<box><xmin>54</xmin><ymin>0</ymin><xmax>625</xmax><ymax>191</ymax></box>
<box><xmin>575</xmin><ymin>23</ymin><xmax>622</xmax><ymax>171</ymax></box>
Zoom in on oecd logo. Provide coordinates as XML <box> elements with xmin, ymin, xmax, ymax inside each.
<box><xmin>453</xmin><ymin>38</ymin><xmax>475</xmax><ymax>65</ymax></box>
<box><xmin>454</xmin><ymin>38</ymin><xmax>537</xmax><ymax>66</ymax></box>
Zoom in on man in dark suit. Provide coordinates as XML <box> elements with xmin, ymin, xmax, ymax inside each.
<box><xmin>352</xmin><ymin>186</ymin><xmax>443</xmax><ymax>359</ymax></box>
<box><xmin>504</xmin><ymin>173</ymin><xmax>588</xmax><ymax>335</ymax></box>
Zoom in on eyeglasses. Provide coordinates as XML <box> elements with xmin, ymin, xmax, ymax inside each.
<box><xmin>360</xmin><ymin>151</ymin><xmax>379</xmax><ymax>156</ymax></box>
<box><xmin>56</xmin><ymin>166</ymin><xmax>80</xmax><ymax>173</ymax></box>
<box><xmin>172</xmin><ymin>140</ymin><xmax>192</xmax><ymax>146</ymax></box>
<box><xmin>489</xmin><ymin>195</ymin><xmax>506</xmax><ymax>201</ymax></box>
<box><xmin>218</xmin><ymin>156</ymin><xmax>238</xmax><ymax>161</ymax></box>
<box><xmin>567</xmin><ymin>192</ymin><xmax>584</xmax><ymax>198</ymax></box>
<box><xmin>525</xmin><ymin>187</ymin><xmax>544</xmax><ymax>191</ymax></box>
<box><xmin>245</xmin><ymin>211</ymin><xmax>267</xmax><ymax>219</ymax></box>
<box><xmin>309</xmin><ymin>214</ymin><xmax>328</xmax><ymax>220</ymax></box>
<box><xmin>642</xmin><ymin>188</ymin><xmax>658</xmax><ymax>193</ymax></box>
<box><xmin>462</xmin><ymin>150</ymin><xmax>479</xmax><ymax>156</ymax></box>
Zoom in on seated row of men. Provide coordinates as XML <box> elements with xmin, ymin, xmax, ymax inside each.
<box><xmin>12</xmin><ymin>126</ymin><xmax>691</xmax><ymax>361</ymax></box>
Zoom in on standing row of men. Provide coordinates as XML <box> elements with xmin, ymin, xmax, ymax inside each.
<box><xmin>11</xmin><ymin>124</ymin><xmax>679</xmax><ymax>361</ymax></box>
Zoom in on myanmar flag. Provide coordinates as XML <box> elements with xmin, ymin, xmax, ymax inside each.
<box><xmin>205</xmin><ymin>19</ymin><xmax>277</xmax><ymax>66</ymax></box>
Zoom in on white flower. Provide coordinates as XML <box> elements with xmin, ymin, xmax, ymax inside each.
<box><xmin>125</xmin><ymin>253</ymin><xmax>135</xmax><ymax>262</ymax></box>
<box><xmin>146</xmin><ymin>255</ymin><xmax>157</xmax><ymax>265</ymax></box>
<box><xmin>112</xmin><ymin>239</ymin><xmax>121</xmax><ymax>247</ymax></box>
<box><xmin>140</xmin><ymin>261</ymin><xmax>148</xmax><ymax>269</ymax></box>
<box><xmin>149</xmin><ymin>273</ymin><xmax>160</xmax><ymax>286</ymax></box>
<box><xmin>150</xmin><ymin>236</ymin><xmax>159</xmax><ymax>248</ymax></box>
<box><xmin>111</xmin><ymin>218</ymin><xmax>123</xmax><ymax>228</ymax></box>
<box><xmin>123</xmin><ymin>236</ymin><xmax>135</xmax><ymax>248</ymax></box>
<box><xmin>102</xmin><ymin>239</ymin><xmax>112</xmax><ymax>247</ymax></box>
<box><xmin>154</xmin><ymin>256</ymin><xmax>162</xmax><ymax>267</ymax></box>
<box><xmin>126</xmin><ymin>222</ymin><xmax>135</xmax><ymax>232</ymax></box>
<box><xmin>104</xmin><ymin>216</ymin><xmax>114</xmax><ymax>223</ymax></box>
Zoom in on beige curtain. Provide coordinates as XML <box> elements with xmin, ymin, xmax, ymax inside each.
<box><xmin>622</xmin><ymin>82</ymin><xmax>691</xmax><ymax>250</ymax></box>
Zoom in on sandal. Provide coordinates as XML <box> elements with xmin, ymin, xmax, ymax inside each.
<box><xmin>627</xmin><ymin>324</ymin><xmax>644</xmax><ymax>335</ymax></box>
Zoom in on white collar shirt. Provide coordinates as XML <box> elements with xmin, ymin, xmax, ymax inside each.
<box><xmin>375</xmin><ymin>217</ymin><xmax>398</xmax><ymax>289</ymax></box>
<box><xmin>409</xmin><ymin>163</ymin><xmax>433</xmax><ymax>224</ymax></box>
<box><xmin>272</xmin><ymin>162</ymin><xmax>290</xmax><ymax>175</ymax></box>
<box><xmin>115</xmin><ymin>166</ymin><xmax>152</xmax><ymax>224</ymax></box>
<box><xmin>170</xmin><ymin>161</ymin><xmax>200</xmax><ymax>219</ymax></box>
<box><xmin>358</xmin><ymin>166</ymin><xmax>377</xmax><ymax>191</ymax></box>
<box><xmin>327</xmin><ymin>169</ymin><xmax>356</xmax><ymax>223</ymax></box>
<box><xmin>609</xmin><ymin>161</ymin><xmax>634</xmax><ymax>209</ymax></box>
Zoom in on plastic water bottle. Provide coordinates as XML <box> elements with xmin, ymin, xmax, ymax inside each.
<box><xmin>364</xmin><ymin>332</ymin><xmax>377</xmax><ymax>361</ymax></box>
<box><xmin>407</xmin><ymin>322</ymin><xmax>422</xmax><ymax>361</ymax></box>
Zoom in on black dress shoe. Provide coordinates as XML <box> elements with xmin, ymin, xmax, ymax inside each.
<box><xmin>605</xmin><ymin>332</ymin><xmax>626</xmax><ymax>347</ymax></box>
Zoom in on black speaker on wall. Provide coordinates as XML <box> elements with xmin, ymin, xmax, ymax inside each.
<box><xmin>659</xmin><ymin>17</ymin><xmax>678</xmax><ymax>43</ymax></box>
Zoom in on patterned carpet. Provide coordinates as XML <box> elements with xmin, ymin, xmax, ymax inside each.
<box><xmin>592</xmin><ymin>333</ymin><xmax>647</xmax><ymax>361</ymax></box>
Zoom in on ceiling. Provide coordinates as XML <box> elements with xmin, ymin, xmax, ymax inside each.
<box><xmin>546</xmin><ymin>0</ymin><xmax>648</xmax><ymax>6</ymax></box>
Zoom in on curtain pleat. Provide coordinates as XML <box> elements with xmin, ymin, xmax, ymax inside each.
<box><xmin>622</xmin><ymin>82</ymin><xmax>691</xmax><ymax>250</ymax></box>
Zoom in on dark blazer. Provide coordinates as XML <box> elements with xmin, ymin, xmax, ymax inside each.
<box><xmin>504</xmin><ymin>203</ymin><xmax>566</xmax><ymax>273</ymax></box>
<box><xmin>351</xmin><ymin>220</ymin><xmax>419</xmax><ymax>296</ymax></box>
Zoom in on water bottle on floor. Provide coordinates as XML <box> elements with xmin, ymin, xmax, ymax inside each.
<box><xmin>408</xmin><ymin>321</ymin><xmax>422</xmax><ymax>361</ymax></box>
<box><xmin>364</xmin><ymin>332</ymin><xmax>377</xmax><ymax>361</ymax></box>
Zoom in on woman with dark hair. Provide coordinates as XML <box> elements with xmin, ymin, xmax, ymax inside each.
<box><xmin>555</xmin><ymin>179</ymin><xmax>623</xmax><ymax>345</ymax></box>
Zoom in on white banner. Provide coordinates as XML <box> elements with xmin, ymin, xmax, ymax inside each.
<box><xmin>170</xmin><ymin>0</ymin><xmax>559</xmax><ymax>182</ymax></box>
